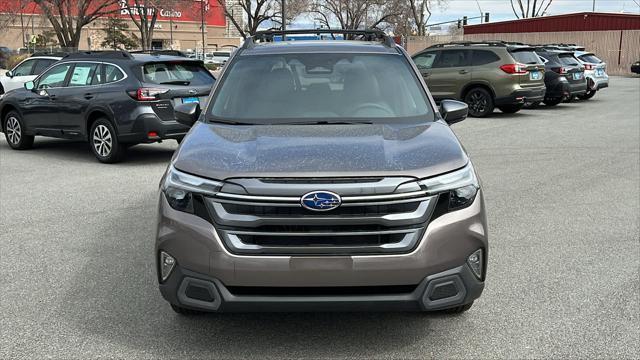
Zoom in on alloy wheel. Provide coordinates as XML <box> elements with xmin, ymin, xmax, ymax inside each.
<box><xmin>93</xmin><ymin>124</ymin><xmax>113</xmax><ymax>157</ymax></box>
<box><xmin>468</xmin><ymin>91</ymin><xmax>487</xmax><ymax>114</ymax></box>
<box><xmin>6</xmin><ymin>116</ymin><xmax>21</xmax><ymax>145</ymax></box>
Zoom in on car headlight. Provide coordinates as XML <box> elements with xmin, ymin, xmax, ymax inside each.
<box><xmin>419</xmin><ymin>163</ymin><xmax>479</xmax><ymax>210</ymax></box>
<box><xmin>161</xmin><ymin>166</ymin><xmax>222</xmax><ymax>212</ymax></box>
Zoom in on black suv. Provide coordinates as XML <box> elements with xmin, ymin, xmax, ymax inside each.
<box><xmin>534</xmin><ymin>48</ymin><xmax>587</xmax><ymax>106</ymax></box>
<box><xmin>0</xmin><ymin>51</ymin><xmax>215</xmax><ymax>162</ymax></box>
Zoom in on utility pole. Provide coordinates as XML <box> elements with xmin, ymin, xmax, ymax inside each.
<box><xmin>592</xmin><ymin>0</ymin><xmax>596</xmax><ymax>11</ymax></box>
<box><xmin>169</xmin><ymin>10</ymin><xmax>173</xmax><ymax>49</ymax></box>
<box><xmin>281</xmin><ymin>0</ymin><xmax>286</xmax><ymax>41</ymax></box>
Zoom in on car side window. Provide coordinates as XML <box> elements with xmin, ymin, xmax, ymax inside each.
<box><xmin>472</xmin><ymin>50</ymin><xmax>500</xmax><ymax>66</ymax></box>
<box><xmin>12</xmin><ymin>59</ymin><xmax>36</xmax><ymax>76</ymax></box>
<box><xmin>37</xmin><ymin>63</ymin><xmax>72</xmax><ymax>89</ymax></box>
<box><xmin>433</xmin><ymin>50</ymin><xmax>470</xmax><ymax>68</ymax></box>
<box><xmin>103</xmin><ymin>64</ymin><xmax>124</xmax><ymax>83</ymax></box>
<box><xmin>68</xmin><ymin>63</ymin><xmax>98</xmax><ymax>87</ymax></box>
<box><xmin>91</xmin><ymin>64</ymin><xmax>103</xmax><ymax>85</ymax></box>
<box><xmin>31</xmin><ymin>59</ymin><xmax>56</xmax><ymax>75</ymax></box>
<box><xmin>413</xmin><ymin>52</ymin><xmax>437</xmax><ymax>70</ymax></box>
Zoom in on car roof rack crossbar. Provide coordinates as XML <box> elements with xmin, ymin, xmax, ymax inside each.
<box><xmin>243</xmin><ymin>29</ymin><xmax>396</xmax><ymax>49</ymax></box>
<box><xmin>62</xmin><ymin>50</ymin><xmax>133</xmax><ymax>60</ymax></box>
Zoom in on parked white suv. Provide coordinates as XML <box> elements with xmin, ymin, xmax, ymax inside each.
<box><xmin>0</xmin><ymin>55</ymin><xmax>61</xmax><ymax>94</ymax></box>
<box><xmin>574</xmin><ymin>51</ymin><xmax>608</xmax><ymax>100</ymax></box>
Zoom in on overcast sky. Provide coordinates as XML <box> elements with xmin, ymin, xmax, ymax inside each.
<box><xmin>429</xmin><ymin>0</ymin><xmax>640</xmax><ymax>25</ymax></box>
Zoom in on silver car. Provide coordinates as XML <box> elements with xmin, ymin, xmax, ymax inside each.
<box><xmin>574</xmin><ymin>51</ymin><xmax>609</xmax><ymax>100</ymax></box>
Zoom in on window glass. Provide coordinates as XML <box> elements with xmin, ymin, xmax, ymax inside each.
<box><xmin>91</xmin><ymin>64</ymin><xmax>103</xmax><ymax>85</ymax></box>
<box><xmin>12</xmin><ymin>59</ymin><xmax>35</xmax><ymax>76</ymax></box>
<box><xmin>210</xmin><ymin>53</ymin><xmax>433</xmax><ymax>122</ymax></box>
<box><xmin>37</xmin><ymin>63</ymin><xmax>71</xmax><ymax>89</ymax></box>
<box><xmin>69</xmin><ymin>63</ymin><xmax>98</xmax><ymax>86</ymax></box>
<box><xmin>433</xmin><ymin>50</ymin><xmax>469</xmax><ymax>68</ymax></box>
<box><xmin>510</xmin><ymin>50</ymin><xmax>541</xmax><ymax>64</ymax></box>
<box><xmin>104</xmin><ymin>64</ymin><xmax>125</xmax><ymax>83</ymax></box>
<box><xmin>413</xmin><ymin>52</ymin><xmax>437</xmax><ymax>69</ymax></box>
<box><xmin>472</xmin><ymin>50</ymin><xmax>500</xmax><ymax>66</ymax></box>
<box><xmin>31</xmin><ymin>59</ymin><xmax>56</xmax><ymax>75</ymax></box>
<box><xmin>141</xmin><ymin>62</ymin><xmax>214</xmax><ymax>85</ymax></box>
<box><xmin>558</xmin><ymin>54</ymin><xmax>579</xmax><ymax>66</ymax></box>
<box><xmin>579</xmin><ymin>54</ymin><xmax>602</xmax><ymax>63</ymax></box>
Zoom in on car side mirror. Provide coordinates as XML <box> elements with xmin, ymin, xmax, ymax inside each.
<box><xmin>6</xmin><ymin>70</ymin><xmax>13</xmax><ymax>78</ymax></box>
<box><xmin>24</xmin><ymin>81</ymin><xmax>34</xmax><ymax>91</ymax></box>
<box><xmin>174</xmin><ymin>102</ymin><xmax>201</xmax><ymax>127</ymax></box>
<box><xmin>440</xmin><ymin>99</ymin><xmax>468</xmax><ymax>125</ymax></box>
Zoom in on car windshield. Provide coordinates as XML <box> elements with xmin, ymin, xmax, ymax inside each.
<box><xmin>510</xmin><ymin>49</ymin><xmax>541</xmax><ymax>64</ymax></box>
<box><xmin>209</xmin><ymin>53</ymin><xmax>433</xmax><ymax>124</ymax></box>
<box><xmin>141</xmin><ymin>62</ymin><xmax>214</xmax><ymax>85</ymax></box>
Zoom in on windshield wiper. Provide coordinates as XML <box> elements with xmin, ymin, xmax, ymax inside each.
<box><xmin>208</xmin><ymin>119</ymin><xmax>255</xmax><ymax>125</ymax></box>
<box><xmin>160</xmin><ymin>80</ymin><xmax>190</xmax><ymax>85</ymax></box>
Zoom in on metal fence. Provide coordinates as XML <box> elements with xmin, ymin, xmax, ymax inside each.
<box><xmin>407</xmin><ymin>30</ymin><xmax>640</xmax><ymax>75</ymax></box>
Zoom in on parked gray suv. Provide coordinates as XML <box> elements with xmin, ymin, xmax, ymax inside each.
<box><xmin>156</xmin><ymin>30</ymin><xmax>488</xmax><ymax>314</ymax></box>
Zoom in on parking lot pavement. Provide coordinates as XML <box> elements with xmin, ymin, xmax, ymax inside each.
<box><xmin>1</xmin><ymin>76</ymin><xmax>638</xmax><ymax>359</ymax></box>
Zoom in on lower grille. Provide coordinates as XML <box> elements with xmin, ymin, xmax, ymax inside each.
<box><xmin>227</xmin><ymin>284</ymin><xmax>418</xmax><ymax>296</ymax></box>
<box><xmin>206</xmin><ymin>177</ymin><xmax>436</xmax><ymax>256</ymax></box>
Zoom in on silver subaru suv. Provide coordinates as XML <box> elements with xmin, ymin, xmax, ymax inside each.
<box><xmin>156</xmin><ymin>30</ymin><xmax>488</xmax><ymax>315</ymax></box>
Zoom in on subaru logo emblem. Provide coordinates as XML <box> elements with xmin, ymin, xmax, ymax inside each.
<box><xmin>301</xmin><ymin>191</ymin><xmax>342</xmax><ymax>211</ymax></box>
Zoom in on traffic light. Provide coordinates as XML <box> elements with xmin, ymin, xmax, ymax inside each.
<box><xmin>457</xmin><ymin>19</ymin><xmax>462</xmax><ymax>29</ymax></box>
<box><xmin>463</xmin><ymin>16</ymin><xmax>468</xmax><ymax>26</ymax></box>
<box><xmin>485</xmin><ymin>13</ymin><xmax>490</xmax><ymax>23</ymax></box>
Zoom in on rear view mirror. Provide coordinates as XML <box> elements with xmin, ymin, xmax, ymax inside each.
<box><xmin>440</xmin><ymin>100</ymin><xmax>468</xmax><ymax>125</ymax></box>
<box><xmin>174</xmin><ymin>102</ymin><xmax>201</xmax><ymax>127</ymax></box>
<box><xmin>24</xmin><ymin>81</ymin><xmax>34</xmax><ymax>91</ymax></box>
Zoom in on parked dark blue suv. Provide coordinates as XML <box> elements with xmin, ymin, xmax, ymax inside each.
<box><xmin>0</xmin><ymin>51</ymin><xmax>215</xmax><ymax>162</ymax></box>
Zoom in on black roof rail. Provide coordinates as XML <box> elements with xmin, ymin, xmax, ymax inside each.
<box><xmin>427</xmin><ymin>40</ymin><xmax>535</xmax><ymax>49</ymax></box>
<box><xmin>62</xmin><ymin>50</ymin><xmax>133</xmax><ymax>60</ymax></box>
<box><xmin>242</xmin><ymin>29</ymin><xmax>396</xmax><ymax>50</ymax></box>
<box><xmin>30</xmin><ymin>51</ymin><xmax>70</xmax><ymax>58</ymax></box>
<box><xmin>129</xmin><ymin>49</ymin><xmax>187</xmax><ymax>57</ymax></box>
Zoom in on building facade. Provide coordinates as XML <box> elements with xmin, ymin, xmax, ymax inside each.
<box><xmin>0</xmin><ymin>0</ymin><xmax>243</xmax><ymax>51</ymax></box>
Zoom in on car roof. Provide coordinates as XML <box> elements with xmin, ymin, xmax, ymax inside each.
<box><xmin>239</xmin><ymin>40</ymin><xmax>400</xmax><ymax>56</ymax></box>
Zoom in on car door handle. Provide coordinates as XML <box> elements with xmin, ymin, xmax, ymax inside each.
<box><xmin>84</xmin><ymin>93</ymin><xmax>94</xmax><ymax>100</ymax></box>
<box><xmin>459</xmin><ymin>69</ymin><xmax>469</xmax><ymax>74</ymax></box>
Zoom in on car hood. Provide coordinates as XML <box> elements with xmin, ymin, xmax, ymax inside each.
<box><xmin>173</xmin><ymin>121</ymin><xmax>468</xmax><ymax>181</ymax></box>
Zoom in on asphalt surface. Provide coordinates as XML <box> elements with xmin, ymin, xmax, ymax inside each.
<box><xmin>1</xmin><ymin>76</ymin><xmax>639</xmax><ymax>359</ymax></box>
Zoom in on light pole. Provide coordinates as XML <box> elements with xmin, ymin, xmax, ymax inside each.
<box><xmin>281</xmin><ymin>0</ymin><xmax>286</xmax><ymax>41</ymax></box>
<box><xmin>592</xmin><ymin>0</ymin><xmax>596</xmax><ymax>11</ymax></box>
<box><xmin>200</xmin><ymin>0</ymin><xmax>206</xmax><ymax>59</ymax></box>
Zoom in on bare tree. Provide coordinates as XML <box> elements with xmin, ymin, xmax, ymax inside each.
<box><xmin>33</xmin><ymin>0</ymin><xmax>119</xmax><ymax>49</ymax></box>
<box><xmin>215</xmin><ymin>0</ymin><xmax>309</xmax><ymax>39</ymax></box>
<box><xmin>510</xmin><ymin>0</ymin><xmax>553</xmax><ymax>18</ymax></box>
<box><xmin>408</xmin><ymin>0</ymin><xmax>446</xmax><ymax>36</ymax></box>
<box><xmin>120</xmin><ymin>0</ymin><xmax>179</xmax><ymax>50</ymax></box>
<box><xmin>311</xmin><ymin>0</ymin><xmax>404</xmax><ymax>33</ymax></box>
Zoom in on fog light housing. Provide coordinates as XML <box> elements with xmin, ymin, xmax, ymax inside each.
<box><xmin>160</xmin><ymin>251</ymin><xmax>176</xmax><ymax>282</ymax></box>
<box><xmin>467</xmin><ymin>249</ymin><xmax>483</xmax><ymax>280</ymax></box>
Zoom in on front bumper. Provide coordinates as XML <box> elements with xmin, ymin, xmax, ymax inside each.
<box><xmin>155</xmin><ymin>189</ymin><xmax>488</xmax><ymax>312</ymax></box>
<box><xmin>494</xmin><ymin>86</ymin><xmax>546</xmax><ymax>106</ymax></box>
<box><xmin>118</xmin><ymin>114</ymin><xmax>190</xmax><ymax>143</ymax></box>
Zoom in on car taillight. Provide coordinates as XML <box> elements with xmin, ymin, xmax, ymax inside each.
<box><xmin>551</xmin><ymin>67</ymin><xmax>568</xmax><ymax>74</ymax></box>
<box><xmin>127</xmin><ymin>88</ymin><xmax>169</xmax><ymax>101</ymax></box>
<box><xmin>500</xmin><ymin>63</ymin><xmax>528</xmax><ymax>74</ymax></box>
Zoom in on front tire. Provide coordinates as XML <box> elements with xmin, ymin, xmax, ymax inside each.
<box><xmin>543</xmin><ymin>98</ymin><xmax>562</xmax><ymax>106</ymax></box>
<box><xmin>498</xmin><ymin>104</ymin><xmax>524</xmax><ymax>114</ymax></box>
<box><xmin>89</xmin><ymin>118</ymin><xmax>125</xmax><ymax>163</ymax></box>
<box><xmin>3</xmin><ymin>111</ymin><xmax>34</xmax><ymax>150</ymax></box>
<box><xmin>464</xmin><ymin>88</ymin><xmax>494</xmax><ymax>117</ymax></box>
<box><xmin>578</xmin><ymin>90</ymin><xmax>596</xmax><ymax>100</ymax></box>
